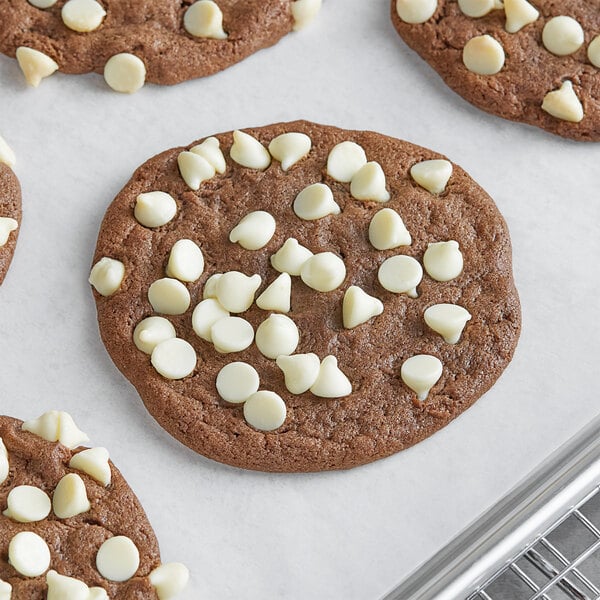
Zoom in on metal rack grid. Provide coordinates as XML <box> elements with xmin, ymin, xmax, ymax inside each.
<box><xmin>470</xmin><ymin>486</ymin><xmax>600</xmax><ymax>600</ymax></box>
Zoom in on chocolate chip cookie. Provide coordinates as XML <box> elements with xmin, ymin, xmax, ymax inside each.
<box><xmin>0</xmin><ymin>138</ymin><xmax>21</xmax><ymax>286</ymax></box>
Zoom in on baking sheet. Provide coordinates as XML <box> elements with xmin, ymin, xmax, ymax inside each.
<box><xmin>0</xmin><ymin>1</ymin><xmax>599</xmax><ymax>598</ymax></box>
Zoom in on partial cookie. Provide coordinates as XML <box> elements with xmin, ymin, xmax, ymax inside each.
<box><xmin>0</xmin><ymin>0</ymin><xmax>321</xmax><ymax>92</ymax></box>
<box><xmin>90</xmin><ymin>120</ymin><xmax>521</xmax><ymax>472</ymax></box>
<box><xmin>0</xmin><ymin>411</ymin><xmax>188</xmax><ymax>599</ymax></box>
<box><xmin>0</xmin><ymin>136</ymin><xmax>21</xmax><ymax>286</ymax></box>
<box><xmin>391</xmin><ymin>0</ymin><xmax>600</xmax><ymax>141</ymax></box>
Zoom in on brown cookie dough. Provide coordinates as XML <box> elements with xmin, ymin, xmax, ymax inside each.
<box><xmin>391</xmin><ymin>0</ymin><xmax>600</xmax><ymax>141</ymax></box>
<box><xmin>90</xmin><ymin>120</ymin><xmax>521</xmax><ymax>473</ymax></box>
<box><xmin>0</xmin><ymin>412</ymin><xmax>188</xmax><ymax>599</ymax></box>
<box><xmin>0</xmin><ymin>163</ymin><xmax>21</xmax><ymax>286</ymax></box>
<box><xmin>0</xmin><ymin>0</ymin><xmax>319</xmax><ymax>88</ymax></box>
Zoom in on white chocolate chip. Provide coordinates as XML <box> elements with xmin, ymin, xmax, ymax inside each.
<box><xmin>458</xmin><ymin>0</ymin><xmax>502</xmax><ymax>18</ymax></box>
<box><xmin>350</xmin><ymin>162</ymin><xmax>390</xmax><ymax>202</ymax></box>
<box><xmin>89</xmin><ymin>257</ymin><xmax>125</xmax><ymax>297</ymax></box>
<box><xmin>230</xmin><ymin>130</ymin><xmax>271</xmax><ymax>170</ymax></box>
<box><xmin>184</xmin><ymin>0</ymin><xmax>227</xmax><ymax>39</ymax></box>
<box><xmin>216</xmin><ymin>362</ymin><xmax>260</xmax><ymax>403</ymax></box>
<box><xmin>148</xmin><ymin>278</ymin><xmax>191</xmax><ymax>315</ymax></box>
<box><xmin>396</xmin><ymin>0</ymin><xmax>437</xmax><ymax>23</ymax></box>
<box><xmin>276</xmin><ymin>353</ymin><xmax>320</xmax><ymax>395</ymax></box>
<box><xmin>103</xmin><ymin>53</ymin><xmax>146</xmax><ymax>94</ymax></box>
<box><xmin>0</xmin><ymin>218</ymin><xmax>18</xmax><ymax>247</ymax></box>
<box><xmin>203</xmin><ymin>273</ymin><xmax>222</xmax><ymax>298</ymax></box>
<box><xmin>326</xmin><ymin>141</ymin><xmax>367</xmax><ymax>183</ymax></box>
<box><xmin>588</xmin><ymin>36</ymin><xmax>600</xmax><ymax>68</ymax></box>
<box><xmin>134</xmin><ymin>192</ymin><xmax>177</xmax><ymax>228</ymax></box>
<box><xmin>378</xmin><ymin>255</ymin><xmax>423</xmax><ymax>297</ymax></box>
<box><xmin>0</xmin><ymin>438</ymin><xmax>8</xmax><ymax>485</ymax></box>
<box><xmin>256</xmin><ymin>273</ymin><xmax>291</xmax><ymax>313</ymax></box>
<box><xmin>504</xmin><ymin>0</ymin><xmax>539</xmax><ymax>33</ymax></box>
<box><xmin>69</xmin><ymin>447</ymin><xmax>111</xmax><ymax>487</ymax></box>
<box><xmin>424</xmin><ymin>303</ymin><xmax>472</xmax><ymax>344</ymax></box>
<box><xmin>96</xmin><ymin>536</ymin><xmax>139</xmax><ymax>582</ymax></box>
<box><xmin>343</xmin><ymin>286</ymin><xmax>384</xmax><ymax>329</ymax></box>
<box><xmin>542</xmin><ymin>80</ymin><xmax>584</xmax><ymax>123</ymax></box>
<box><xmin>300</xmin><ymin>252</ymin><xmax>346</xmax><ymax>292</ymax></box>
<box><xmin>3</xmin><ymin>486</ymin><xmax>51</xmax><ymax>523</ymax></box>
<box><xmin>255</xmin><ymin>314</ymin><xmax>299</xmax><ymax>359</ymax></box>
<box><xmin>88</xmin><ymin>588</ymin><xmax>109</xmax><ymax>600</ymax></box>
<box><xmin>211</xmin><ymin>317</ymin><xmax>254</xmax><ymax>353</ymax></box>
<box><xmin>293</xmin><ymin>183</ymin><xmax>341</xmax><ymax>221</ymax></box>
<box><xmin>22</xmin><ymin>411</ymin><xmax>89</xmax><ymax>449</ymax></box>
<box><xmin>463</xmin><ymin>35</ymin><xmax>505</xmax><ymax>75</ymax></box>
<box><xmin>0</xmin><ymin>135</ymin><xmax>16</xmax><ymax>168</ymax></box>
<box><xmin>190</xmin><ymin>137</ymin><xmax>226</xmax><ymax>174</ymax></box>
<box><xmin>215</xmin><ymin>271</ymin><xmax>261</xmax><ymax>313</ymax></box>
<box><xmin>61</xmin><ymin>0</ymin><xmax>106</xmax><ymax>32</ymax></box>
<box><xmin>151</xmin><ymin>338</ymin><xmax>197</xmax><ymax>379</ymax></box>
<box><xmin>291</xmin><ymin>0</ymin><xmax>322</xmax><ymax>30</ymax></box>
<box><xmin>423</xmin><ymin>241</ymin><xmax>464</xmax><ymax>282</ymax></box>
<box><xmin>52</xmin><ymin>473</ymin><xmax>91</xmax><ymax>519</ymax></box>
<box><xmin>268</xmin><ymin>132</ymin><xmax>312</xmax><ymax>170</ymax></box>
<box><xmin>46</xmin><ymin>570</ymin><xmax>107</xmax><ymax>600</ymax></box>
<box><xmin>192</xmin><ymin>298</ymin><xmax>230</xmax><ymax>341</ymax></box>
<box><xmin>310</xmin><ymin>356</ymin><xmax>352</xmax><ymax>398</ymax></box>
<box><xmin>401</xmin><ymin>354</ymin><xmax>443</xmax><ymax>401</ymax></box>
<box><xmin>133</xmin><ymin>317</ymin><xmax>176</xmax><ymax>355</ymax></box>
<box><xmin>243</xmin><ymin>391</ymin><xmax>287</xmax><ymax>431</ymax></box>
<box><xmin>15</xmin><ymin>47</ymin><xmax>58</xmax><ymax>87</ymax></box>
<box><xmin>0</xmin><ymin>579</ymin><xmax>11</xmax><ymax>600</ymax></box>
<box><xmin>28</xmin><ymin>0</ymin><xmax>58</xmax><ymax>6</ymax></box>
<box><xmin>149</xmin><ymin>563</ymin><xmax>190</xmax><ymax>600</ymax></box>
<box><xmin>369</xmin><ymin>208</ymin><xmax>411</xmax><ymax>250</ymax></box>
<box><xmin>166</xmin><ymin>239</ymin><xmax>204</xmax><ymax>282</ymax></box>
<box><xmin>542</xmin><ymin>16</ymin><xmax>584</xmax><ymax>56</ymax></box>
<box><xmin>410</xmin><ymin>159</ymin><xmax>453</xmax><ymax>194</ymax></box>
<box><xmin>229</xmin><ymin>211</ymin><xmax>276</xmax><ymax>250</ymax></box>
<box><xmin>270</xmin><ymin>238</ymin><xmax>313</xmax><ymax>276</ymax></box>
<box><xmin>177</xmin><ymin>151</ymin><xmax>216</xmax><ymax>191</ymax></box>
<box><xmin>8</xmin><ymin>531</ymin><xmax>50</xmax><ymax>577</ymax></box>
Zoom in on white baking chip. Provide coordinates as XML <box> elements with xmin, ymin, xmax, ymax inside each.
<box><xmin>378</xmin><ymin>255</ymin><xmax>423</xmax><ymax>297</ymax></box>
<box><xmin>96</xmin><ymin>536</ymin><xmax>140</xmax><ymax>582</ymax></box>
<box><xmin>184</xmin><ymin>0</ymin><xmax>227</xmax><ymax>39</ymax></box>
<box><xmin>276</xmin><ymin>353</ymin><xmax>320</xmax><ymax>395</ymax></box>
<box><xmin>103</xmin><ymin>53</ymin><xmax>146</xmax><ymax>93</ymax></box>
<box><xmin>410</xmin><ymin>159</ymin><xmax>453</xmax><ymax>194</ymax></box>
<box><xmin>504</xmin><ymin>0</ymin><xmax>539</xmax><ymax>33</ymax></box>
<box><xmin>243</xmin><ymin>391</ymin><xmax>287</xmax><ymax>431</ymax></box>
<box><xmin>3</xmin><ymin>485</ymin><xmax>51</xmax><ymax>523</ymax></box>
<box><xmin>22</xmin><ymin>411</ymin><xmax>89</xmax><ymax>449</ymax></box>
<box><xmin>350</xmin><ymin>162</ymin><xmax>390</xmax><ymax>202</ymax></box>
<box><xmin>0</xmin><ymin>438</ymin><xmax>8</xmax><ymax>485</ymax></box>
<box><xmin>28</xmin><ymin>0</ymin><xmax>58</xmax><ymax>6</ymax></box>
<box><xmin>458</xmin><ymin>0</ymin><xmax>502</xmax><ymax>18</ymax></box>
<box><xmin>166</xmin><ymin>239</ymin><xmax>204</xmax><ymax>282</ymax></box>
<box><xmin>343</xmin><ymin>286</ymin><xmax>384</xmax><ymax>329</ymax></box>
<box><xmin>134</xmin><ymin>191</ymin><xmax>177</xmax><ymax>228</ymax></box>
<box><xmin>215</xmin><ymin>271</ymin><xmax>261</xmax><ymax>313</ymax></box>
<box><xmin>69</xmin><ymin>447</ymin><xmax>111</xmax><ymax>487</ymax></box>
<box><xmin>423</xmin><ymin>241</ymin><xmax>464</xmax><ymax>282</ymax></box>
<box><xmin>401</xmin><ymin>354</ymin><xmax>443</xmax><ymax>401</ymax></box>
<box><xmin>310</xmin><ymin>355</ymin><xmax>352</xmax><ymax>398</ymax></box>
<box><xmin>541</xmin><ymin>81</ymin><xmax>584</xmax><ymax>123</ymax></box>
<box><xmin>255</xmin><ymin>314</ymin><xmax>299</xmax><ymax>359</ymax></box>
<box><xmin>8</xmin><ymin>531</ymin><xmax>51</xmax><ymax>577</ymax></box>
<box><xmin>589</xmin><ymin>35</ymin><xmax>600</xmax><ymax>68</ymax></box>
<box><xmin>133</xmin><ymin>317</ymin><xmax>176</xmax><ymax>355</ymax></box>
<box><xmin>46</xmin><ymin>570</ymin><xmax>108</xmax><ymax>600</ymax></box>
<box><xmin>151</xmin><ymin>338</ymin><xmax>197</xmax><ymax>379</ymax></box>
<box><xmin>462</xmin><ymin>35</ymin><xmax>505</xmax><ymax>75</ymax></box>
<box><xmin>216</xmin><ymin>362</ymin><xmax>260</xmax><ymax>404</ymax></box>
<box><xmin>148</xmin><ymin>278</ymin><xmax>191</xmax><ymax>315</ymax></box>
<box><xmin>268</xmin><ymin>132</ymin><xmax>312</xmax><ymax>170</ymax></box>
<box><xmin>293</xmin><ymin>183</ymin><xmax>341</xmax><ymax>221</ymax></box>
<box><xmin>424</xmin><ymin>303</ymin><xmax>472</xmax><ymax>344</ymax></box>
<box><xmin>177</xmin><ymin>150</ymin><xmax>216</xmax><ymax>191</ymax></box>
<box><xmin>190</xmin><ymin>137</ymin><xmax>226</xmax><ymax>174</ymax></box>
<box><xmin>52</xmin><ymin>473</ymin><xmax>91</xmax><ymax>519</ymax></box>
<box><xmin>270</xmin><ymin>238</ymin><xmax>313</xmax><ymax>276</ymax></box>
<box><xmin>542</xmin><ymin>16</ymin><xmax>584</xmax><ymax>56</ymax></box>
<box><xmin>230</xmin><ymin>130</ymin><xmax>271</xmax><ymax>170</ymax></box>
<box><xmin>0</xmin><ymin>579</ymin><xmax>11</xmax><ymax>600</ymax></box>
<box><xmin>256</xmin><ymin>273</ymin><xmax>292</xmax><ymax>313</ymax></box>
<box><xmin>192</xmin><ymin>298</ymin><xmax>230</xmax><ymax>342</ymax></box>
<box><xmin>61</xmin><ymin>0</ymin><xmax>106</xmax><ymax>32</ymax></box>
<box><xmin>89</xmin><ymin>257</ymin><xmax>125</xmax><ymax>297</ymax></box>
<box><xmin>0</xmin><ymin>135</ymin><xmax>16</xmax><ymax>168</ymax></box>
<box><xmin>15</xmin><ymin>47</ymin><xmax>59</xmax><ymax>87</ymax></box>
<box><xmin>326</xmin><ymin>141</ymin><xmax>367</xmax><ymax>182</ymax></box>
<box><xmin>369</xmin><ymin>208</ymin><xmax>411</xmax><ymax>250</ymax></box>
<box><xmin>291</xmin><ymin>0</ymin><xmax>322</xmax><ymax>30</ymax></box>
<box><xmin>300</xmin><ymin>252</ymin><xmax>346</xmax><ymax>292</ymax></box>
<box><xmin>203</xmin><ymin>273</ymin><xmax>222</xmax><ymax>298</ymax></box>
<box><xmin>0</xmin><ymin>218</ymin><xmax>18</xmax><ymax>247</ymax></box>
<box><xmin>210</xmin><ymin>316</ymin><xmax>254</xmax><ymax>353</ymax></box>
<box><xmin>149</xmin><ymin>563</ymin><xmax>190</xmax><ymax>600</ymax></box>
<box><xmin>396</xmin><ymin>0</ymin><xmax>437</xmax><ymax>23</ymax></box>
<box><xmin>229</xmin><ymin>211</ymin><xmax>276</xmax><ymax>250</ymax></box>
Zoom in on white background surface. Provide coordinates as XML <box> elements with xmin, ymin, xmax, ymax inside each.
<box><xmin>1</xmin><ymin>1</ymin><xmax>599</xmax><ymax>598</ymax></box>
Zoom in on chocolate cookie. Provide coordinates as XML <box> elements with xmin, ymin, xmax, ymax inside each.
<box><xmin>0</xmin><ymin>0</ymin><xmax>321</xmax><ymax>92</ymax></box>
<box><xmin>0</xmin><ymin>411</ymin><xmax>188</xmax><ymax>599</ymax></box>
<box><xmin>89</xmin><ymin>120</ymin><xmax>521</xmax><ymax>472</ymax></box>
<box><xmin>0</xmin><ymin>137</ymin><xmax>21</xmax><ymax>286</ymax></box>
<box><xmin>391</xmin><ymin>0</ymin><xmax>600</xmax><ymax>141</ymax></box>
